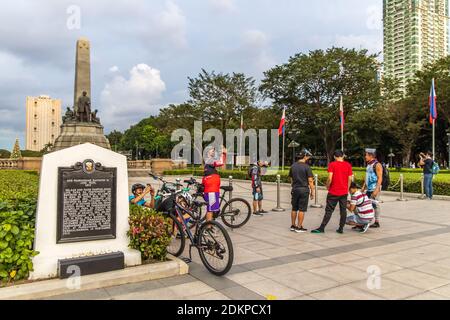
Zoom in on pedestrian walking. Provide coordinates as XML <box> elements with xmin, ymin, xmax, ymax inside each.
<box><xmin>362</xmin><ymin>148</ymin><xmax>383</xmax><ymax>228</ymax></box>
<box><xmin>288</xmin><ymin>149</ymin><xmax>315</xmax><ymax>233</ymax></box>
<box><xmin>249</xmin><ymin>161</ymin><xmax>269</xmax><ymax>216</ymax></box>
<box><xmin>312</xmin><ymin>150</ymin><xmax>353</xmax><ymax>234</ymax></box>
<box><xmin>419</xmin><ymin>151</ymin><xmax>434</xmax><ymax>200</ymax></box>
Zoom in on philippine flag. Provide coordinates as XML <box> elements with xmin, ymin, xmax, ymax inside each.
<box><xmin>340</xmin><ymin>96</ymin><xmax>345</xmax><ymax>130</ymax></box>
<box><xmin>278</xmin><ymin>107</ymin><xmax>286</xmax><ymax>136</ymax></box>
<box><xmin>429</xmin><ymin>78</ymin><xmax>437</xmax><ymax>124</ymax></box>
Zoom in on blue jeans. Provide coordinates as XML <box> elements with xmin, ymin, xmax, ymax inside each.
<box><xmin>424</xmin><ymin>174</ymin><xmax>433</xmax><ymax>199</ymax></box>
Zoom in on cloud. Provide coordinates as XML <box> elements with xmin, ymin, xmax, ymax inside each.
<box><xmin>335</xmin><ymin>34</ymin><xmax>383</xmax><ymax>55</ymax></box>
<box><xmin>240</xmin><ymin>30</ymin><xmax>276</xmax><ymax>74</ymax></box>
<box><xmin>100</xmin><ymin>64</ymin><xmax>166</xmax><ymax>129</ymax></box>
<box><xmin>149</xmin><ymin>1</ymin><xmax>188</xmax><ymax>50</ymax></box>
<box><xmin>208</xmin><ymin>0</ymin><xmax>237</xmax><ymax>13</ymax></box>
<box><xmin>109</xmin><ymin>66</ymin><xmax>119</xmax><ymax>73</ymax></box>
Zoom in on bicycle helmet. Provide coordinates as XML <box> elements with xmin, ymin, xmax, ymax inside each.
<box><xmin>132</xmin><ymin>183</ymin><xmax>146</xmax><ymax>194</ymax></box>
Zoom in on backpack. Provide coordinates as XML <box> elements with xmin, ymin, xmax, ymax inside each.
<box><xmin>432</xmin><ymin>162</ymin><xmax>440</xmax><ymax>175</ymax></box>
<box><xmin>247</xmin><ymin>165</ymin><xmax>256</xmax><ymax>179</ymax></box>
<box><xmin>375</xmin><ymin>162</ymin><xmax>390</xmax><ymax>191</ymax></box>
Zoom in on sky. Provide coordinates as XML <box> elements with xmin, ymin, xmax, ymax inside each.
<box><xmin>0</xmin><ymin>0</ymin><xmax>383</xmax><ymax>150</ymax></box>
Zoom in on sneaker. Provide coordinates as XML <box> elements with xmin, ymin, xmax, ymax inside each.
<box><xmin>360</xmin><ymin>224</ymin><xmax>370</xmax><ymax>234</ymax></box>
<box><xmin>259</xmin><ymin>210</ymin><xmax>269</xmax><ymax>214</ymax></box>
<box><xmin>290</xmin><ymin>225</ymin><xmax>297</xmax><ymax>232</ymax></box>
<box><xmin>253</xmin><ymin>212</ymin><xmax>264</xmax><ymax>217</ymax></box>
<box><xmin>336</xmin><ymin>229</ymin><xmax>344</xmax><ymax>234</ymax></box>
<box><xmin>352</xmin><ymin>226</ymin><xmax>362</xmax><ymax>231</ymax></box>
<box><xmin>370</xmin><ymin>222</ymin><xmax>380</xmax><ymax>229</ymax></box>
<box><xmin>311</xmin><ymin>228</ymin><xmax>324</xmax><ymax>234</ymax></box>
<box><xmin>295</xmin><ymin>227</ymin><xmax>308</xmax><ymax>233</ymax></box>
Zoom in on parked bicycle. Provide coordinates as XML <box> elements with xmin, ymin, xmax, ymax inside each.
<box><xmin>150</xmin><ymin>174</ymin><xmax>234</xmax><ymax>276</ymax></box>
<box><xmin>183</xmin><ymin>177</ymin><xmax>252</xmax><ymax>229</ymax></box>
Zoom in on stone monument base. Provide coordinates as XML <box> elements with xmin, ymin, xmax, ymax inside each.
<box><xmin>53</xmin><ymin>122</ymin><xmax>111</xmax><ymax>151</ymax></box>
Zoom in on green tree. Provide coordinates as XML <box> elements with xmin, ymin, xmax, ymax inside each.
<box><xmin>405</xmin><ymin>57</ymin><xmax>450</xmax><ymax>163</ymax></box>
<box><xmin>260</xmin><ymin>47</ymin><xmax>384</xmax><ymax>162</ymax></box>
<box><xmin>106</xmin><ymin>130</ymin><xmax>124</xmax><ymax>151</ymax></box>
<box><xmin>10</xmin><ymin>139</ymin><xmax>22</xmax><ymax>159</ymax></box>
<box><xmin>121</xmin><ymin>118</ymin><xmax>173</xmax><ymax>159</ymax></box>
<box><xmin>0</xmin><ymin>149</ymin><xmax>11</xmax><ymax>159</ymax></box>
<box><xmin>188</xmin><ymin>69</ymin><xmax>258</xmax><ymax>131</ymax></box>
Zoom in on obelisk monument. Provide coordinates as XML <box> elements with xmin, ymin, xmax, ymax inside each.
<box><xmin>53</xmin><ymin>38</ymin><xmax>111</xmax><ymax>151</ymax></box>
<box><xmin>74</xmin><ymin>38</ymin><xmax>91</xmax><ymax>109</ymax></box>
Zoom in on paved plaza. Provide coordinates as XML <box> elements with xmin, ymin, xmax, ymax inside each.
<box><xmin>48</xmin><ymin>176</ymin><xmax>450</xmax><ymax>300</ymax></box>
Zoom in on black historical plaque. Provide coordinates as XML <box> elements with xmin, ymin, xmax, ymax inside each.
<box><xmin>57</xmin><ymin>159</ymin><xmax>117</xmax><ymax>244</ymax></box>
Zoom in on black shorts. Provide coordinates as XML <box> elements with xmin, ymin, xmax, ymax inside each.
<box><xmin>292</xmin><ymin>188</ymin><xmax>310</xmax><ymax>212</ymax></box>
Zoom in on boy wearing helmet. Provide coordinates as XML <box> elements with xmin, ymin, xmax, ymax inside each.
<box><xmin>130</xmin><ymin>183</ymin><xmax>156</xmax><ymax>208</ymax></box>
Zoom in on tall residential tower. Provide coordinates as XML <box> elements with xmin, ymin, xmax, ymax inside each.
<box><xmin>383</xmin><ymin>0</ymin><xmax>449</xmax><ymax>91</ymax></box>
<box><xmin>25</xmin><ymin>95</ymin><xmax>62</xmax><ymax>151</ymax></box>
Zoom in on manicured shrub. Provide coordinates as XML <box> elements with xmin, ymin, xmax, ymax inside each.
<box><xmin>0</xmin><ymin>171</ymin><xmax>39</xmax><ymax>284</ymax></box>
<box><xmin>128</xmin><ymin>205</ymin><xmax>172</xmax><ymax>262</ymax></box>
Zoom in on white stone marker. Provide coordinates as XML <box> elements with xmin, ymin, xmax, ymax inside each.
<box><xmin>30</xmin><ymin>143</ymin><xmax>141</xmax><ymax>280</ymax></box>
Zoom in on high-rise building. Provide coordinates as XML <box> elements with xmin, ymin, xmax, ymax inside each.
<box><xmin>25</xmin><ymin>95</ymin><xmax>62</xmax><ymax>151</ymax></box>
<box><xmin>383</xmin><ymin>0</ymin><xmax>449</xmax><ymax>91</ymax></box>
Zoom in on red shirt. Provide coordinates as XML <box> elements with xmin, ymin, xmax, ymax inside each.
<box><xmin>328</xmin><ymin>161</ymin><xmax>353</xmax><ymax>196</ymax></box>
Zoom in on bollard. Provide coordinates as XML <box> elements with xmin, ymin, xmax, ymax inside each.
<box><xmin>176</xmin><ymin>178</ymin><xmax>182</xmax><ymax>191</ymax></box>
<box><xmin>310</xmin><ymin>174</ymin><xmax>323</xmax><ymax>208</ymax></box>
<box><xmin>351</xmin><ymin>175</ymin><xmax>355</xmax><ymax>182</ymax></box>
<box><xmin>419</xmin><ymin>173</ymin><xmax>426</xmax><ymax>199</ymax></box>
<box><xmin>397</xmin><ymin>174</ymin><xmax>408</xmax><ymax>202</ymax></box>
<box><xmin>272</xmin><ymin>175</ymin><xmax>286</xmax><ymax>212</ymax></box>
<box><xmin>228</xmin><ymin>176</ymin><xmax>233</xmax><ymax>201</ymax></box>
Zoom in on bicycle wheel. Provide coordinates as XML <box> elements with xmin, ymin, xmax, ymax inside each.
<box><xmin>165</xmin><ymin>214</ymin><xmax>186</xmax><ymax>257</ymax></box>
<box><xmin>197</xmin><ymin>221</ymin><xmax>234</xmax><ymax>276</ymax></box>
<box><xmin>221</xmin><ymin>198</ymin><xmax>252</xmax><ymax>229</ymax></box>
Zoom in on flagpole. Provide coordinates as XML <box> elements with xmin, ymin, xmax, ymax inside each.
<box><xmin>433</xmin><ymin>119</ymin><xmax>436</xmax><ymax>161</ymax></box>
<box><xmin>282</xmin><ymin>123</ymin><xmax>286</xmax><ymax>172</ymax></box>
<box><xmin>341</xmin><ymin>96</ymin><xmax>344</xmax><ymax>152</ymax></box>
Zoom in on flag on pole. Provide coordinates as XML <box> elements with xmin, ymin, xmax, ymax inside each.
<box><xmin>429</xmin><ymin>78</ymin><xmax>437</xmax><ymax>124</ymax></box>
<box><xmin>278</xmin><ymin>107</ymin><xmax>286</xmax><ymax>136</ymax></box>
<box><xmin>339</xmin><ymin>96</ymin><xmax>345</xmax><ymax>130</ymax></box>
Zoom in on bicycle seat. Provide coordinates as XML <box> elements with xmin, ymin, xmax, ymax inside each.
<box><xmin>221</xmin><ymin>186</ymin><xmax>234</xmax><ymax>192</ymax></box>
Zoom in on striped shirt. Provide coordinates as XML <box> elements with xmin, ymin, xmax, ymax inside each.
<box><xmin>350</xmin><ymin>191</ymin><xmax>374</xmax><ymax>221</ymax></box>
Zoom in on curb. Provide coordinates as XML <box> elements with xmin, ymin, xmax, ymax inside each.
<box><xmin>0</xmin><ymin>256</ymin><xmax>188</xmax><ymax>300</ymax></box>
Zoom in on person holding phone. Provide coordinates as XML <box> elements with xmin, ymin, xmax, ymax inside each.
<box><xmin>130</xmin><ymin>183</ymin><xmax>156</xmax><ymax>208</ymax></box>
<box><xmin>203</xmin><ymin>146</ymin><xmax>227</xmax><ymax>221</ymax></box>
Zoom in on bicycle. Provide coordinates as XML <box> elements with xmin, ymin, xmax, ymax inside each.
<box><xmin>184</xmin><ymin>177</ymin><xmax>252</xmax><ymax>229</ymax></box>
<box><xmin>150</xmin><ymin>174</ymin><xmax>234</xmax><ymax>276</ymax></box>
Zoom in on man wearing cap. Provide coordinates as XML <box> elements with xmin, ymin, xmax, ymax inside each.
<box><xmin>312</xmin><ymin>150</ymin><xmax>353</xmax><ymax>234</ymax></box>
<box><xmin>362</xmin><ymin>148</ymin><xmax>383</xmax><ymax>228</ymax></box>
<box><xmin>249</xmin><ymin>160</ymin><xmax>269</xmax><ymax>216</ymax></box>
<box><xmin>288</xmin><ymin>149</ymin><xmax>315</xmax><ymax>233</ymax></box>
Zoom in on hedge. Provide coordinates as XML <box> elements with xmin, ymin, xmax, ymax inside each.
<box><xmin>128</xmin><ymin>205</ymin><xmax>172</xmax><ymax>262</ymax></box>
<box><xmin>163</xmin><ymin>168</ymin><xmax>450</xmax><ymax>196</ymax></box>
<box><xmin>0</xmin><ymin>171</ymin><xmax>39</xmax><ymax>284</ymax></box>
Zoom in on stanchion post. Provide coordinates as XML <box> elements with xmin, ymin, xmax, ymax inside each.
<box><xmin>397</xmin><ymin>174</ymin><xmax>408</xmax><ymax>202</ymax></box>
<box><xmin>419</xmin><ymin>173</ymin><xmax>426</xmax><ymax>200</ymax></box>
<box><xmin>272</xmin><ymin>175</ymin><xmax>286</xmax><ymax>212</ymax></box>
<box><xmin>229</xmin><ymin>176</ymin><xmax>233</xmax><ymax>201</ymax></box>
<box><xmin>310</xmin><ymin>174</ymin><xmax>323</xmax><ymax>208</ymax></box>
<box><xmin>176</xmin><ymin>178</ymin><xmax>181</xmax><ymax>191</ymax></box>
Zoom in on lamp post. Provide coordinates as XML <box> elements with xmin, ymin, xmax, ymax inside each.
<box><xmin>388</xmin><ymin>148</ymin><xmax>395</xmax><ymax>168</ymax></box>
<box><xmin>288</xmin><ymin>141</ymin><xmax>300</xmax><ymax>164</ymax></box>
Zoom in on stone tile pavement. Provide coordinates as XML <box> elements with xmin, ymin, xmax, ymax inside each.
<box><xmin>46</xmin><ymin>176</ymin><xmax>450</xmax><ymax>300</ymax></box>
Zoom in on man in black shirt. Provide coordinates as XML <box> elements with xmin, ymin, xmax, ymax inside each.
<box><xmin>288</xmin><ymin>149</ymin><xmax>315</xmax><ymax>233</ymax></box>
